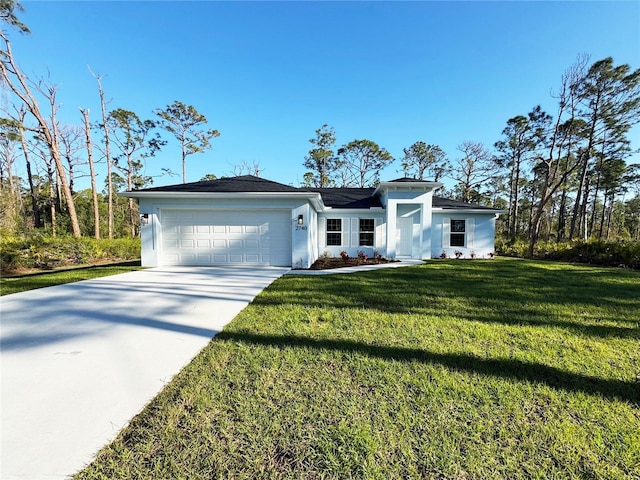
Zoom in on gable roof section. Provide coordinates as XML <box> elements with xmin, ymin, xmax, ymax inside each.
<box><xmin>132</xmin><ymin>175</ymin><xmax>300</xmax><ymax>193</ymax></box>
<box><xmin>387</xmin><ymin>177</ymin><xmax>426</xmax><ymax>183</ymax></box>
<box><xmin>305</xmin><ymin>188</ymin><xmax>382</xmax><ymax>208</ymax></box>
<box><xmin>432</xmin><ymin>196</ymin><xmax>498</xmax><ymax>211</ymax></box>
<box><xmin>125</xmin><ymin>175</ymin><xmax>501</xmax><ymax>213</ymax></box>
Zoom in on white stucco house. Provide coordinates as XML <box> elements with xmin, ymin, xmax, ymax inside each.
<box><xmin>123</xmin><ymin>175</ymin><xmax>502</xmax><ymax>268</ymax></box>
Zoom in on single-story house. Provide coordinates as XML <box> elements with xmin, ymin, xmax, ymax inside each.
<box><xmin>123</xmin><ymin>175</ymin><xmax>502</xmax><ymax>268</ymax></box>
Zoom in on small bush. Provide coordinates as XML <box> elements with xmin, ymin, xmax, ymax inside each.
<box><xmin>0</xmin><ymin>235</ymin><xmax>141</xmax><ymax>274</ymax></box>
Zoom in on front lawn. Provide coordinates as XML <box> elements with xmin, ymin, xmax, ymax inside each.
<box><xmin>76</xmin><ymin>258</ymin><xmax>639</xmax><ymax>479</ymax></box>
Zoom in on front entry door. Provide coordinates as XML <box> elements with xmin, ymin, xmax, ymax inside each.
<box><xmin>396</xmin><ymin>217</ymin><xmax>413</xmax><ymax>256</ymax></box>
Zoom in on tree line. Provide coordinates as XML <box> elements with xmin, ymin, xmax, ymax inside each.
<box><xmin>301</xmin><ymin>57</ymin><xmax>640</xmax><ymax>251</ymax></box>
<box><xmin>1</xmin><ymin>1</ymin><xmax>639</xmax><ymax>256</ymax></box>
<box><xmin>0</xmin><ymin>2</ymin><xmax>220</xmax><ymax>239</ymax></box>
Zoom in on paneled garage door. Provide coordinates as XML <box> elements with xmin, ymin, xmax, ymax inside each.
<box><xmin>160</xmin><ymin>209</ymin><xmax>292</xmax><ymax>266</ymax></box>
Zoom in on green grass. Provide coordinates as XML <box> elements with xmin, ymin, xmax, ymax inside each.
<box><xmin>75</xmin><ymin>258</ymin><xmax>640</xmax><ymax>480</ymax></box>
<box><xmin>0</xmin><ymin>261</ymin><xmax>143</xmax><ymax>296</ymax></box>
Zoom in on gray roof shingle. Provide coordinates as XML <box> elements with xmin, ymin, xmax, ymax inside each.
<box><xmin>305</xmin><ymin>188</ymin><xmax>382</xmax><ymax>208</ymax></box>
<box><xmin>130</xmin><ymin>176</ymin><xmax>498</xmax><ymax>211</ymax></box>
<box><xmin>432</xmin><ymin>196</ymin><xmax>497</xmax><ymax>210</ymax></box>
<box><xmin>134</xmin><ymin>175</ymin><xmax>300</xmax><ymax>193</ymax></box>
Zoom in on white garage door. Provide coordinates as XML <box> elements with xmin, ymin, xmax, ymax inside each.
<box><xmin>160</xmin><ymin>209</ymin><xmax>292</xmax><ymax>266</ymax></box>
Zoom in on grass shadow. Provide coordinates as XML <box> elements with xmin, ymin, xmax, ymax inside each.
<box><xmin>218</xmin><ymin>331</ymin><xmax>640</xmax><ymax>405</ymax></box>
<box><xmin>255</xmin><ymin>261</ymin><xmax>640</xmax><ymax>339</ymax></box>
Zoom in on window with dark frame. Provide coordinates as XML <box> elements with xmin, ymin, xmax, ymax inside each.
<box><xmin>450</xmin><ymin>219</ymin><xmax>465</xmax><ymax>247</ymax></box>
<box><xmin>359</xmin><ymin>218</ymin><xmax>375</xmax><ymax>246</ymax></box>
<box><xmin>326</xmin><ymin>219</ymin><xmax>342</xmax><ymax>246</ymax></box>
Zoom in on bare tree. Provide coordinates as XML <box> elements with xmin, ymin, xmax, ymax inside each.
<box><xmin>0</xmin><ymin>29</ymin><xmax>81</xmax><ymax>236</ymax></box>
<box><xmin>58</xmin><ymin>124</ymin><xmax>83</xmax><ymax>193</ymax></box>
<box><xmin>450</xmin><ymin>141</ymin><xmax>499</xmax><ymax>203</ymax></box>
<box><xmin>80</xmin><ymin>108</ymin><xmax>100</xmax><ymax>238</ymax></box>
<box><xmin>528</xmin><ymin>57</ymin><xmax>588</xmax><ymax>257</ymax></box>
<box><xmin>231</xmin><ymin>160</ymin><xmax>262</xmax><ymax>177</ymax></box>
<box><xmin>15</xmin><ymin>106</ymin><xmax>40</xmax><ymax>226</ymax></box>
<box><xmin>90</xmin><ymin>69</ymin><xmax>114</xmax><ymax>238</ymax></box>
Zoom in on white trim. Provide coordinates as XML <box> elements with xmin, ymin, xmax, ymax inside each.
<box><xmin>442</xmin><ymin>217</ymin><xmax>450</xmax><ymax>248</ymax></box>
<box><xmin>122</xmin><ymin>191</ymin><xmax>326</xmax><ymax>211</ymax></box>
<box><xmin>350</xmin><ymin>218</ymin><xmax>359</xmax><ymax>247</ymax></box>
<box><xmin>322</xmin><ymin>207</ymin><xmax>385</xmax><ymax>214</ymax></box>
<box><xmin>319</xmin><ymin>217</ymin><xmax>326</xmax><ymax>248</ymax></box>
<box><xmin>466</xmin><ymin>217</ymin><xmax>474</xmax><ymax>248</ymax></box>
<box><xmin>373</xmin><ymin>181</ymin><xmax>442</xmax><ymax>197</ymax></box>
<box><xmin>432</xmin><ymin>207</ymin><xmax>504</xmax><ymax>214</ymax></box>
<box><xmin>374</xmin><ymin>218</ymin><xmax>383</xmax><ymax>248</ymax></box>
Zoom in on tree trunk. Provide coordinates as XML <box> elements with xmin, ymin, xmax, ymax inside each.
<box><xmin>569</xmin><ymin>156</ymin><xmax>589</xmax><ymax>240</ymax></box>
<box><xmin>45</xmin><ymin>160</ymin><xmax>57</xmax><ymax>236</ymax></box>
<box><xmin>16</xmin><ymin>110</ymin><xmax>41</xmax><ymax>228</ymax></box>
<box><xmin>579</xmin><ymin>176</ymin><xmax>591</xmax><ymax>240</ymax></box>
<box><xmin>93</xmin><ymin>72</ymin><xmax>114</xmax><ymax>238</ymax></box>
<box><xmin>589</xmin><ymin>169</ymin><xmax>601</xmax><ymax>236</ymax></box>
<box><xmin>181</xmin><ymin>140</ymin><xmax>187</xmax><ymax>184</ymax></box>
<box><xmin>81</xmin><ymin>108</ymin><xmax>100</xmax><ymax>239</ymax></box>
<box><xmin>512</xmin><ymin>157</ymin><xmax>522</xmax><ymax>238</ymax></box>
<box><xmin>506</xmin><ymin>165</ymin><xmax>515</xmax><ymax>237</ymax></box>
<box><xmin>556</xmin><ymin>190</ymin><xmax>566</xmax><ymax>242</ymax></box>
<box><xmin>126</xmin><ymin>155</ymin><xmax>136</xmax><ymax>237</ymax></box>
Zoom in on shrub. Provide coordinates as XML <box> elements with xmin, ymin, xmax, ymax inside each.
<box><xmin>0</xmin><ymin>235</ymin><xmax>141</xmax><ymax>274</ymax></box>
<box><xmin>496</xmin><ymin>238</ymin><xmax>640</xmax><ymax>269</ymax></box>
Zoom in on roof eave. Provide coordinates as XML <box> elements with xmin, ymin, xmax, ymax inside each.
<box><xmin>320</xmin><ymin>207</ymin><xmax>386</xmax><ymax>214</ymax></box>
<box><xmin>432</xmin><ymin>207</ymin><xmax>505</xmax><ymax>214</ymax></box>
<box><xmin>373</xmin><ymin>181</ymin><xmax>443</xmax><ymax>196</ymax></box>
<box><xmin>120</xmin><ymin>190</ymin><xmax>326</xmax><ymax>210</ymax></box>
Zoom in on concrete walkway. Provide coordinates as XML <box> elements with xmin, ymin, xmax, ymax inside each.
<box><xmin>0</xmin><ymin>266</ymin><xmax>287</xmax><ymax>480</ymax></box>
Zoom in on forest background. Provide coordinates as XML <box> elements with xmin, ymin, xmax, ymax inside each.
<box><xmin>1</xmin><ymin>1</ymin><xmax>639</xmax><ymax>271</ymax></box>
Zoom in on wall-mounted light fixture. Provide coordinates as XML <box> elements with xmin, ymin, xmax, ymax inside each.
<box><xmin>140</xmin><ymin>213</ymin><xmax>149</xmax><ymax>225</ymax></box>
<box><xmin>297</xmin><ymin>214</ymin><xmax>304</xmax><ymax>226</ymax></box>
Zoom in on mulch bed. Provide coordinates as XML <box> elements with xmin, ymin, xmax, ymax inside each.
<box><xmin>302</xmin><ymin>257</ymin><xmax>398</xmax><ymax>270</ymax></box>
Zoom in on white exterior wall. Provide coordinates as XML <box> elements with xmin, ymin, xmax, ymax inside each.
<box><xmin>136</xmin><ymin>193</ymin><xmax>500</xmax><ymax>267</ymax></box>
<box><xmin>431</xmin><ymin>211</ymin><xmax>497</xmax><ymax>259</ymax></box>
<box><xmin>137</xmin><ymin>197</ymin><xmax>314</xmax><ymax>267</ymax></box>
<box><xmin>317</xmin><ymin>212</ymin><xmax>386</xmax><ymax>259</ymax></box>
<box><xmin>291</xmin><ymin>202</ymin><xmax>315</xmax><ymax>268</ymax></box>
<box><xmin>379</xmin><ymin>190</ymin><xmax>433</xmax><ymax>259</ymax></box>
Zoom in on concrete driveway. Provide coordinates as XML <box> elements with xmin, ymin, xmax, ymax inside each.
<box><xmin>0</xmin><ymin>266</ymin><xmax>288</xmax><ymax>480</ymax></box>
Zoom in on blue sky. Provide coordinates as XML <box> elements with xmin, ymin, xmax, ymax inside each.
<box><xmin>8</xmin><ymin>1</ymin><xmax>640</xmax><ymax>190</ymax></box>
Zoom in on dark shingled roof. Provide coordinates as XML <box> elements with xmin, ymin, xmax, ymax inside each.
<box><xmin>130</xmin><ymin>175</ymin><xmax>497</xmax><ymax>211</ymax></box>
<box><xmin>387</xmin><ymin>177</ymin><xmax>431</xmax><ymax>183</ymax></box>
<box><xmin>134</xmin><ymin>175</ymin><xmax>300</xmax><ymax>193</ymax></box>
<box><xmin>305</xmin><ymin>188</ymin><xmax>382</xmax><ymax>208</ymax></box>
<box><xmin>432</xmin><ymin>196</ymin><xmax>497</xmax><ymax>210</ymax></box>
